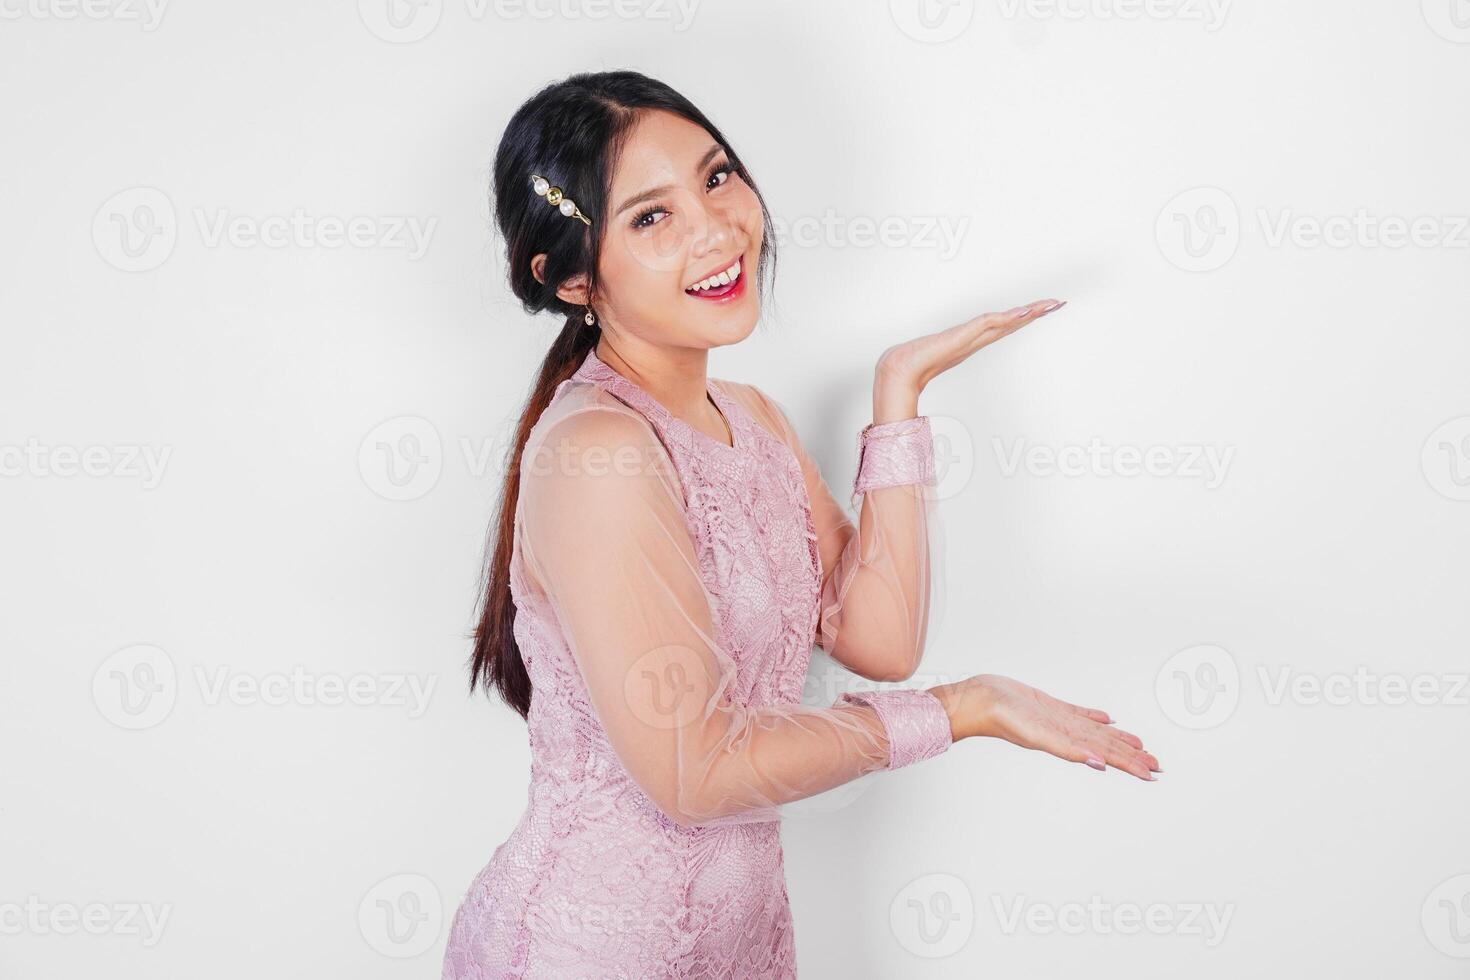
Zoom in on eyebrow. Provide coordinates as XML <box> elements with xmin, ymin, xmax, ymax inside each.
<box><xmin>613</xmin><ymin>143</ymin><xmax>727</xmax><ymax>217</ymax></box>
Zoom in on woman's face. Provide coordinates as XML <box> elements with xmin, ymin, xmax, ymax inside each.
<box><xmin>576</xmin><ymin>109</ymin><xmax>765</xmax><ymax>351</ymax></box>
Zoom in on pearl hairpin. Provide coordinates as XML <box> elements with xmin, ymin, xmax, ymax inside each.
<box><xmin>530</xmin><ymin>174</ymin><xmax>592</xmax><ymax>227</ymax></box>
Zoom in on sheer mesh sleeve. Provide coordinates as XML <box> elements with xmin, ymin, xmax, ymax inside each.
<box><xmin>516</xmin><ymin>400</ymin><xmax>950</xmax><ymax>829</ymax></box>
<box><xmin>741</xmin><ymin>386</ymin><xmax>940</xmax><ymax>685</ymax></box>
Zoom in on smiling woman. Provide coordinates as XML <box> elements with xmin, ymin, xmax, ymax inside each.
<box><xmin>445</xmin><ymin>69</ymin><xmax>1160</xmax><ymax>980</ymax></box>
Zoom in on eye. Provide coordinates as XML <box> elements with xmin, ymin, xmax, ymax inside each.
<box><xmin>708</xmin><ymin>160</ymin><xmax>734</xmax><ymax>190</ymax></box>
<box><xmin>631</xmin><ymin>206</ymin><xmax>667</xmax><ymax>230</ymax></box>
<box><xmin>628</xmin><ymin>158</ymin><xmax>737</xmax><ymax>231</ymax></box>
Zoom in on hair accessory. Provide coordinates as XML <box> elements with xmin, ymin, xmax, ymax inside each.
<box><xmin>530</xmin><ymin>174</ymin><xmax>592</xmax><ymax>227</ymax></box>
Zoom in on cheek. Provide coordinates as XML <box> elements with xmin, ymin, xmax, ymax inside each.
<box><xmin>733</xmin><ymin>185</ymin><xmax>765</xmax><ymax>245</ymax></box>
<box><xmin>613</xmin><ymin>223</ymin><xmax>691</xmax><ymax>282</ymax></box>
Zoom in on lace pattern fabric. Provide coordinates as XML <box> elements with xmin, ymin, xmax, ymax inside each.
<box><xmin>443</xmin><ymin>347</ymin><xmax>947</xmax><ymax>978</ymax></box>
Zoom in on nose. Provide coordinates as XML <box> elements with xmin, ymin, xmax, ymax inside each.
<box><xmin>688</xmin><ymin>196</ymin><xmax>741</xmax><ymax>261</ymax></box>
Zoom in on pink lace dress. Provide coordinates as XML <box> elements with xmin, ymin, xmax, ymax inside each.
<box><xmin>443</xmin><ymin>346</ymin><xmax>952</xmax><ymax>979</ymax></box>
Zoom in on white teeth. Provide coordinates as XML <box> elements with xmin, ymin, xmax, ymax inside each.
<box><xmin>687</xmin><ymin>258</ymin><xmax>741</xmax><ymax>292</ymax></box>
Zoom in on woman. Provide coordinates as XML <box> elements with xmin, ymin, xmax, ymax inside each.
<box><xmin>445</xmin><ymin>69</ymin><xmax>1161</xmax><ymax>979</ymax></box>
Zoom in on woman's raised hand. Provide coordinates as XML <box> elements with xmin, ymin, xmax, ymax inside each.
<box><xmin>872</xmin><ymin>299</ymin><xmax>1066</xmax><ymax>421</ymax></box>
<box><xmin>929</xmin><ymin>674</ymin><xmax>1162</xmax><ymax>781</ymax></box>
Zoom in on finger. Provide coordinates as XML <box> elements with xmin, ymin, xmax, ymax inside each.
<box><xmin>1105</xmin><ymin>727</ymin><xmax>1145</xmax><ymax>750</ymax></box>
<box><xmin>1051</xmin><ymin>695</ymin><xmax>1110</xmax><ymax>725</ymax></box>
<box><xmin>1101</xmin><ymin>744</ymin><xmax>1158</xmax><ymax>781</ymax></box>
<box><xmin>1008</xmin><ymin>298</ymin><xmax>1066</xmax><ymax>322</ymax></box>
<box><xmin>955</xmin><ymin>298</ymin><xmax>1067</xmax><ymax>350</ymax></box>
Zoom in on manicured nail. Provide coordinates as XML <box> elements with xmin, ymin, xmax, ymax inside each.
<box><xmin>1041</xmin><ymin>299</ymin><xmax>1066</xmax><ymax>313</ymax></box>
<box><xmin>1085</xmin><ymin>757</ymin><xmax>1106</xmax><ymax>771</ymax></box>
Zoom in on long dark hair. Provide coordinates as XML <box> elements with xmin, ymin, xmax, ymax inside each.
<box><xmin>470</xmin><ymin>70</ymin><xmax>779</xmax><ymax>717</ymax></box>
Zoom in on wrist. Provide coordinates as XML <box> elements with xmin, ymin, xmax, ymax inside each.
<box><xmin>928</xmin><ymin>677</ymin><xmax>997</xmax><ymax>742</ymax></box>
<box><xmin>872</xmin><ymin>368</ymin><xmax>921</xmax><ymax>424</ymax></box>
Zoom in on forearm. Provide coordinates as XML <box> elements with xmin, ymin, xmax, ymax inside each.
<box><xmin>820</xmin><ymin>374</ymin><xmax>937</xmax><ymax>680</ymax></box>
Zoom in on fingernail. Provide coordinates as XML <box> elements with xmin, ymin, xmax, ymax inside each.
<box><xmin>1085</xmin><ymin>757</ymin><xmax>1106</xmax><ymax>771</ymax></box>
<box><xmin>1146</xmin><ymin>772</ymin><xmax>1158</xmax><ymax>781</ymax></box>
<box><xmin>1042</xmin><ymin>300</ymin><xmax>1066</xmax><ymax>313</ymax></box>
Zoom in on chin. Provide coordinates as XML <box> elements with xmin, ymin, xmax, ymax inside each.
<box><xmin>698</xmin><ymin>308</ymin><xmax>759</xmax><ymax>350</ymax></box>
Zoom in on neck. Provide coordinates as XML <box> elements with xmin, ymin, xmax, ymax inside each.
<box><xmin>594</xmin><ymin>334</ymin><xmax>728</xmax><ymax>444</ymax></box>
<box><xmin>596</xmin><ymin>335</ymin><xmax>710</xmax><ymax>408</ymax></box>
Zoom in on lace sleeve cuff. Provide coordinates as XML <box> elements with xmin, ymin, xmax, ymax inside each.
<box><xmin>853</xmin><ymin>416</ymin><xmax>937</xmax><ymax>496</ymax></box>
<box><xmin>839</xmin><ymin>689</ymin><xmax>953</xmax><ymax>770</ymax></box>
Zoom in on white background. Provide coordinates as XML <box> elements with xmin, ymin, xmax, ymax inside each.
<box><xmin>3</xmin><ymin>1</ymin><xmax>1469</xmax><ymax>977</ymax></box>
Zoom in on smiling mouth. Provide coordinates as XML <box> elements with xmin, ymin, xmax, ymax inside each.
<box><xmin>684</xmin><ymin>256</ymin><xmax>744</xmax><ymax>301</ymax></box>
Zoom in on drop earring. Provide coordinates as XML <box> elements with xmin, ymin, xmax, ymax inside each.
<box><xmin>584</xmin><ymin>306</ymin><xmax>596</xmax><ymax>326</ymax></box>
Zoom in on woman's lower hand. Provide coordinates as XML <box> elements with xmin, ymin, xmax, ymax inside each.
<box><xmin>929</xmin><ymin>674</ymin><xmax>1162</xmax><ymax>781</ymax></box>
